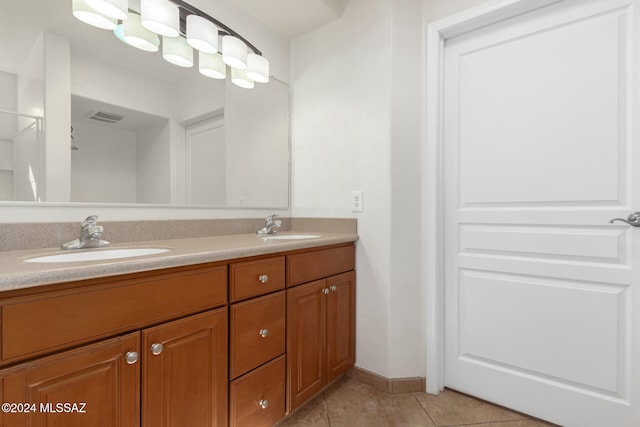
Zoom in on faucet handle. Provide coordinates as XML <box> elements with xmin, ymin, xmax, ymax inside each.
<box><xmin>264</xmin><ymin>214</ymin><xmax>277</xmax><ymax>224</ymax></box>
<box><xmin>82</xmin><ymin>215</ymin><xmax>99</xmax><ymax>227</ymax></box>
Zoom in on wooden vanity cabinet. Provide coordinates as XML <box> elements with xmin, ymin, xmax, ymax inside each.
<box><xmin>0</xmin><ymin>264</ymin><xmax>228</xmax><ymax>427</ymax></box>
<box><xmin>0</xmin><ymin>241</ymin><xmax>356</xmax><ymax>426</ymax></box>
<box><xmin>286</xmin><ymin>245</ymin><xmax>356</xmax><ymax>413</ymax></box>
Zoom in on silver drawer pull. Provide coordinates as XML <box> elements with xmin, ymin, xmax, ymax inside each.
<box><xmin>322</xmin><ymin>288</ymin><xmax>330</xmax><ymax>295</ymax></box>
<box><xmin>258</xmin><ymin>274</ymin><xmax>269</xmax><ymax>283</ymax></box>
<box><xmin>259</xmin><ymin>399</ymin><xmax>269</xmax><ymax>409</ymax></box>
<box><xmin>151</xmin><ymin>343</ymin><xmax>164</xmax><ymax>356</ymax></box>
<box><xmin>259</xmin><ymin>328</ymin><xmax>269</xmax><ymax>338</ymax></box>
<box><xmin>330</xmin><ymin>285</ymin><xmax>337</xmax><ymax>292</ymax></box>
<box><xmin>125</xmin><ymin>351</ymin><xmax>139</xmax><ymax>365</ymax></box>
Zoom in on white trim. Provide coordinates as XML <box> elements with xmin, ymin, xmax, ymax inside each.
<box><xmin>424</xmin><ymin>0</ymin><xmax>565</xmax><ymax>395</ymax></box>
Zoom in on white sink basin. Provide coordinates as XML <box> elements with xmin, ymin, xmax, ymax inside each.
<box><xmin>25</xmin><ymin>248</ymin><xmax>171</xmax><ymax>263</ymax></box>
<box><xmin>262</xmin><ymin>234</ymin><xmax>320</xmax><ymax>240</ymax></box>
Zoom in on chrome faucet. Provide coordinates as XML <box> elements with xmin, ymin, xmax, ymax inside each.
<box><xmin>62</xmin><ymin>215</ymin><xmax>110</xmax><ymax>250</ymax></box>
<box><xmin>256</xmin><ymin>214</ymin><xmax>282</xmax><ymax>235</ymax></box>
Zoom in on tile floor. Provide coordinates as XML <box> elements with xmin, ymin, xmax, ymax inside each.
<box><xmin>277</xmin><ymin>376</ymin><xmax>559</xmax><ymax>427</ymax></box>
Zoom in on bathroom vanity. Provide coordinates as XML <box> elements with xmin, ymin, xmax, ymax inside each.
<box><xmin>0</xmin><ymin>233</ymin><xmax>356</xmax><ymax>426</ymax></box>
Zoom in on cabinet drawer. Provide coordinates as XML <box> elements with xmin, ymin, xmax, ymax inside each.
<box><xmin>230</xmin><ymin>291</ymin><xmax>285</xmax><ymax>379</ymax></box>
<box><xmin>287</xmin><ymin>245</ymin><xmax>355</xmax><ymax>287</ymax></box>
<box><xmin>230</xmin><ymin>355</ymin><xmax>285</xmax><ymax>427</ymax></box>
<box><xmin>230</xmin><ymin>256</ymin><xmax>285</xmax><ymax>302</ymax></box>
<box><xmin>1</xmin><ymin>266</ymin><xmax>227</xmax><ymax>363</ymax></box>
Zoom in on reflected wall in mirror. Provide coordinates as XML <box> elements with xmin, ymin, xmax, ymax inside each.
<box><xmin>0</xmin><ymin>0</ymin><xmax>290</xmax><ymax>208</ymax></box>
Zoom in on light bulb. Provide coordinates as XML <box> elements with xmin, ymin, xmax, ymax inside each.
<box><xmin>141</xmin><ymin>0</ymin><xmax>180</xmax><ymax>37</ymax></box>
<box><xmin>187</xmin><ymin>15</ymin><xmax>218</xmax><ymax>54</ymax></box>
<box><xmin>222</xmin><ymin>35</ymin><xmax>247</xmax><ymax>70</ymax></box>
<box><xmin>163</xmin><ymin>36</ymin><xmax>194</xmax><ymax>67</ymax></box>
<box><xmin>199</xmin><ymin>52</ymin><xmax>226</xmax><ymax>79</ymax></box>
<box><xmin>84</xmin><ymin>0</ymin><xmax>128</xmax><ymax>21</ymax></box>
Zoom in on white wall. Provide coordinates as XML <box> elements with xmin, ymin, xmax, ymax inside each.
<box><xmin>43</xmin><ymin>34</ymin><xmax>71</xmax><ymax>202</ymax></box>
<box><xmin>291</xmin><ymin>0</ymin><xmax>395</xmax><ymax>377</ymax></box>
<box><xmin>71</xmin><ymin>50</ymin><xmax>176</xmax><ymax>119</ymax></box>
<box><xmin>225</xmin><ymin>80</ymin><xmax>290</xmax><ymax>208</ymax></box>
<box><xmin>0</xmin><ymin>71</ymin><xmax>17</xmax><ymax>200</ymax></box>
<box><xmin>291</xmin><ymin>0</ymin><xmax>492</xmax><ymax>381</ymax></box>
<box><xmin>137</xmin><ymin>121</ymin><xmax>171</xmax><ymax>204</ymax></box>
<box><xmin>70</xmin><ymin>121</ymin><xmax>137</xmax><ymax>203</ymax></box>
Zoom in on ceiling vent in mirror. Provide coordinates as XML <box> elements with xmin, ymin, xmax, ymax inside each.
<box><xmin>72</xmin><ymin>0</ymin><xmax>269</xmax><ymax>88</ymax></box>
<box><xmin>87</xmin><ymin>111</ymin><xmax>126</xmax><ymax>124</ymax></box>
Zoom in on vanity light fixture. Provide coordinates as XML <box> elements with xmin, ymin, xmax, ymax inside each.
<box><xmin>84</xmin><ymin>0</ymin><xmax>128</xmax><ymax>20</ymax></box>
<box><xmin>199</xmin><ymin>52</ymin><xmax>226</xmax><ymax>79</ymax></box>
<box><xmin>162</xmin><ymin>36</ymin><xmax>193</xmax><ymax>67</ymax></box>
<box><xmin>141</xmin><ymin>0</ymin><xmax>180</xmax><ymax>38</ymax></box>
<box><xmin>114</xmin><ymin>12</ymin><xmax>160</xmax><ymax>52</ymax></box>
<box><xmin>72</xmin><ymin>0</ymin><xmax>117</xmax><ymax>30</ymax></box>
<box><xmin>71</xmin><ymin>0</ymin><xmax>269</xmax><ymax>89</ymax></box>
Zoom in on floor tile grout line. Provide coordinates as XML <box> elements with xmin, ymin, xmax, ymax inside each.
<box><xmin>435</xmin><ymin>419</ymin><xmax>543</xmax><ymax>427</ymax></box>
<box><xmin>322</xmin><ymin>391</ymin><xmax>332</xmax><ymax>426</ymax></box>
<box><xmin>413</xmin><ymin>394</ymin><xmax>439</xmax><ymax>426</ymax></box>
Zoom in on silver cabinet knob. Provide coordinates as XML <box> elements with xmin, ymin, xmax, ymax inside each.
<box><xmin>259</xmin><ymin>399</ymin><xmax>269</xmax><ymax>409</ymax></box>
<box><xmin>259</xmin><ymin>328</ymin><xmax>269</xmax><ymax>338</ymax></box>
<box><xmin>258</xmin><ymin>274</ymin><xmax>269</xmax><ymax>283</ymax></box>
<box><xmin>125</xmin><ymin>351</ymin><xmax>139</xmax><ymax>365</ymax></box>
<box><xmin>330</xmin><ymin>285</ymin><xmax>337</xmax><ymax>292</ymax></box>
<box><xmin>151</xmin><ymin>343</ymin><xmax>164</xmax><ymax>356</ymax></box>
<box><xmin>322</xmin><ymin>288</ymin><xmax>330</xmax><ymax>295</ymax></box>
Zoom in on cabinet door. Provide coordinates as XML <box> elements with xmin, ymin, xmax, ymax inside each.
<box><xmin>286</xmin><ymin>280</ymin><xmax>327</xmax><ymax>412</ymax></box>
<box><xmin>326</xmin><ymin>271</ymin><xmax>356</xmax><ymax>382</ymax></box>
<box><xmin>143</xmin><ymin>308</ymin><xmax>228</xmax><ymax>427</ymax></box>
<box><xmin>0</xmin><ymin>332</ymin><xmax>140</xmax><ymax>427</ymax></box>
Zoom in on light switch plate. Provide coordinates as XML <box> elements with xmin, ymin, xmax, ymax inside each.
<box><xmin>351</xmin><ymin>190</ymin><xmax>363</xmax><ymax>212</ymax></box>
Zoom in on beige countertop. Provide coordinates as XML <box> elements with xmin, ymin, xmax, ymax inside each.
<box><xmin>0</xmin><ymin>232</ymin><xmax>358</xmax><ymax>293</ymax></box>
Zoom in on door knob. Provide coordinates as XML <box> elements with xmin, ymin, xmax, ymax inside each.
<box><xmin>610</xmin><ymin>212</ymin><xmax>640</xmax><ymax>227</ymax></box>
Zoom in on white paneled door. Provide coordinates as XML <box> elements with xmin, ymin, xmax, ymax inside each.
<box><xmin>442</xmin><ymin>0</ymin><xmax>640</xmax><ymax>426</ymax></box>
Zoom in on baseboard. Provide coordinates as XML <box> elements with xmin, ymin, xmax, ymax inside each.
<box><xmin>346</xmin><ymin>366</ymin><xmax>426</xmax><ymax>394</ymax></box>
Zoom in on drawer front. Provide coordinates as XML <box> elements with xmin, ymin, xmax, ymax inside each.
<box><xmin>1</xmin><ymin>266</ymin><xmax>227</xmax><ymax>363</ymax></box>
<box><xmin>230</xmin><ymin>291</ymin><xmax>285</xmax><ymax>379</ymax></box>
<box><xmin>230</xmin><ymin>256</ymin><xmax>285</xmax><ymax>302</ymax></box>
<box><xmin>287</xmin><ymin>245</ymin><xmax>355</xmax><ymax>287</ymax></box>
<box><xmin>230</xmin><ymin>355</ymin><xmax>286</xmax><ymax>427</ymax></box>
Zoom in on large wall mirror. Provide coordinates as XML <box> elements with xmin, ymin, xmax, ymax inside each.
<box><xmin>0</xmin><ymin>0</ymin><xmax>289</xmax><ymax>208</ymax></box>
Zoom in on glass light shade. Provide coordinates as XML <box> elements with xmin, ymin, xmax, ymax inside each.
<box><xmin>199</xmin><ymin>52</ymin><xmax>226</xmax><ymax>79</ymax></box>
<box><xmin>115</xmin><ymin>13</ymin><xmax>160</xmax><ymax>52</ymax></box>
<box><xmin>231</xmin><ymin>67</ymin><xmax>254</xmax><ymax>89</ymax></box>
<box><xmin>72</xmin><ymin>0</ymin><xmax>117</xmax><ymax>30</ymax></box>
<box><xmin>141</xmin><ymin>0</ymin><xmax>180</xmax><ymax>37</ymax></box>
<box><xmin>222</xmin><ymin>35</ymin><xmax>247</xmax><ymax>70</ymax></box>
<box><xmin>186</xmin><ymin>15</ymin><xmax>218</xmax><ymax>54</ymax></box>
<box><xmin>84</xmin><ymin>0</ymin><xmax>128</xmax><ymax>20</ymax></box>
<box><xmin>246</xmin><ymin>54</ymin><xmax>269</xmax><ymax>83</ymax></box>
<box><xmin>163</xmin><ymin>36</ymin><xmax>193</xmax><ymax>67</ymax></box>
